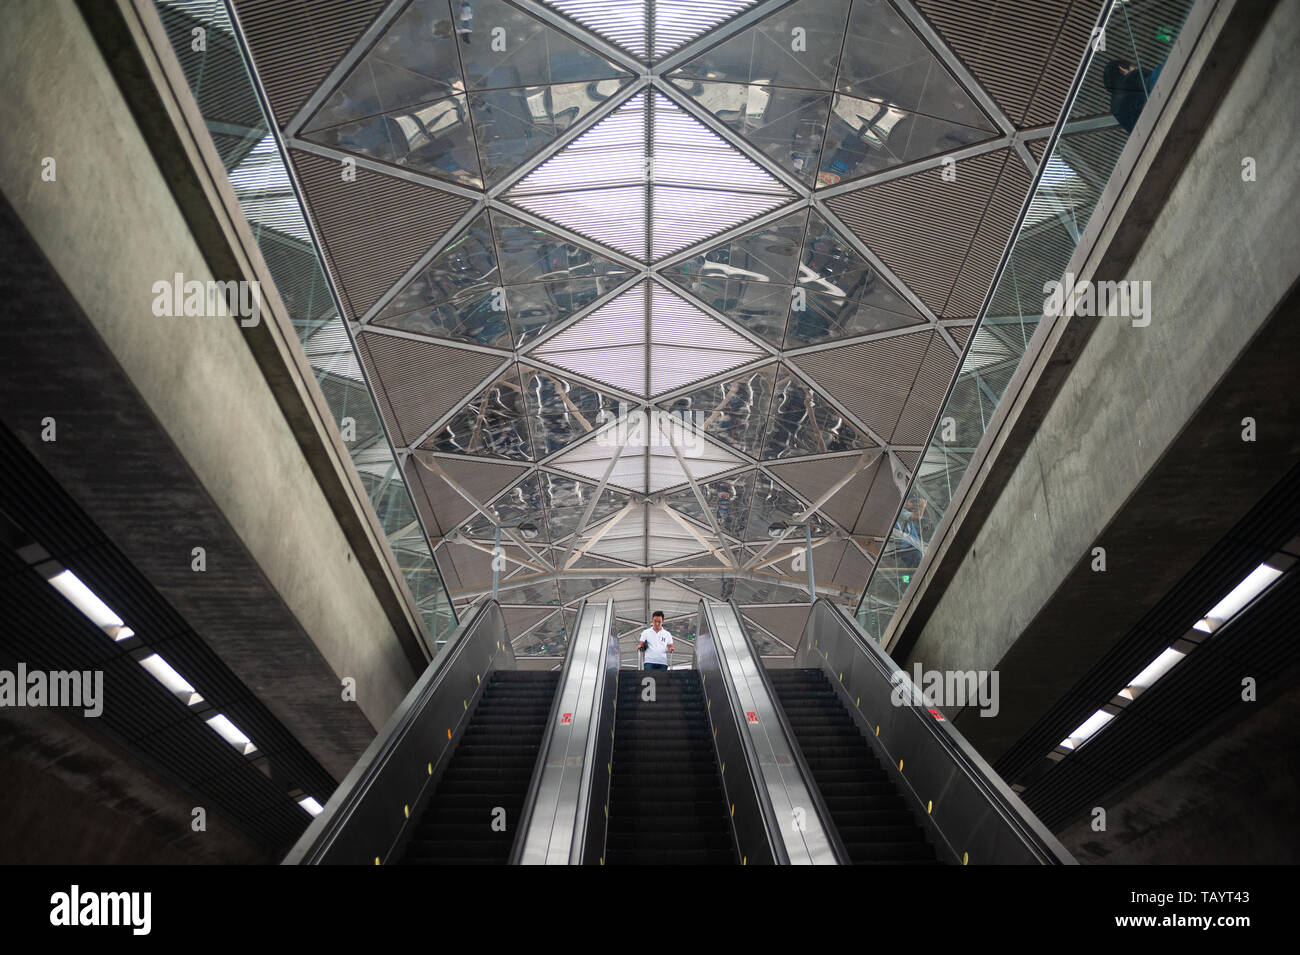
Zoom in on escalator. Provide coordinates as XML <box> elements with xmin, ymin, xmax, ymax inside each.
<box><xmin>402</xmin><ymin>671</ymin><xmax>559</xmax><ymax>865</ymax></box>
<box><xmin>604</xmin><ymin>670</ymin><xmax>736</xmax><ymax>865</ymax></box>
<box><xmin>767</xmin><ymin>668</ymin><xmax>936</xmax><ymax>864</ymax></box>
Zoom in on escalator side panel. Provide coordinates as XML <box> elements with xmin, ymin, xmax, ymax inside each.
<box><xmin>284</xmin><ymin>601</ymin><xmax>515</xmax><ymax>865</ymax></box>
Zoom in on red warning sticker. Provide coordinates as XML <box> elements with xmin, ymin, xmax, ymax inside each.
<box><xmin>928</xmin><ymin>708</ymin><xmax>945</xmax><ymax>721</ymax></box>
<box><xmin>561</xmin><ymin>713</ymin><xmax>572</xmax><ymax>724</ymax></box>
<box><xmin>746</xmin><ymin>712</ymin><xmax>758</xmax><ymax>723</ymax></box>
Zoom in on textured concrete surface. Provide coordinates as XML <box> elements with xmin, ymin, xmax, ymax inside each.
<box><xmin>1057</xmin><ymin>683</ymin><xmax>1300</xmax><ymax>865</ymax></box>
<box><xmin>0</xmin><ymin>706</ymin><xmax>271</xmax><ymax>864</ymax></box>
<box><xmin>906</xmin><ymin>0</ymin><xmax>1300</xmax><ymax>762</ymax></box>
<box><xmin>0</xmin><ymin>0</ymin><xmax>417</xmax><ymax>777</ymax></box>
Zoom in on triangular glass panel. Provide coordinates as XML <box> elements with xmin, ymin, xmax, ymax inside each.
<box><xmin>469</xmin><ymin>79</ymin><xmax>631</xmax><ymax>186</ymax></box>
<box><xmin>461</xmin><ymin>471</ymin><xmax>548</xmax><ymax>539</ymax></box>
<box><xmin>419</xmin><ymin>365</ymin><xmax>534</xmax><ymax>460</ymax></box>
<box><xmin>549</xmin><ymin>410</ymin><xmax>746</xmax><ymax>493</ymax></box>
<box><xmin>456</xmin><ymin>0</ymin><xmax>629</xmax><ymax>90</ymax></box>
<box><xmin>665</xmin><ymin>210</ymin><xmax>807</xmax><ymax>285</ymax></box>
<box><xmin>661</xmin><ymin>470</ymin><xmax>755</xmax><ymax>542</ymax></box>
<box><xmin>668</xmin><ymin>80</ymin><xmax>832</xmax><ymax>186</ymax></box>
<box><xmin>659</xmin><ymin>365</ymin><xmax>776</xmax><ymax>459</ymax></box>
<box><xmin>543</xmin><ymin>0</ymin><xmax>647</xmax><ymax>59</ymax></box>
<box><xmin>817</xmin><ymin>92</ymin><xmax>995</xmax><ymax>187</ymax></box>
<box><xmin>372</xmin><ymin>212</ymin><xmax>506</xmax><ymax>345</ymax></box>
<box><xmin>506</xmin><ymin>92</ymin><xmax>647</xmax><ymax>256</ymax></box>
<box><xmin>519</xmin><ymin>363</ymin><xmax>626</xmax><ymax>458</ymax></box>
<box><xmin>664</xmin><ymin>211</ymin><xmax>807</xmax><ymax>348</ymax></box>
<box><xmin>786</xmin><ymin>211</ymin><xmax>925</xmax><ymax>346</ymax></box>
<box><xmin>302</xmin><ymin>93</ymin><xmax>484</xmax><ymax>188</ymax></box>
<box><xmin>837</xmin><ymin>0</ymin><xmax>997</xmax><ymax>131</ymax></box>
<box><xmin>491</xmin><ymin>211</ymin><xmax>632</xmax><ymax>285</ymax></box>
<box><xmin>670</xmin><ymin>0</ymin><xmax>850</xmax><ymax>89</ymax></box>
<box><xmin>760</xmin><ymin>365</ymin><xmax>871</xmax><ymax>460</ymax></box>
<box><xmin>541</xmin><ymin>476</ymin><xmax>631</xmax><ymax>542</ymax></box>
<box><xmin>303</xmin><ymin>0</ymin><xmax>463</xmax><ymax>133</ymax></box>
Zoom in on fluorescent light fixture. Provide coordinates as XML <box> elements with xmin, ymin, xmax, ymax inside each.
<box><xmin>298</xmin><ymin>797</ymin><xmax>324</xmax><ymax>816</ymax></box>
<box><xmin>1119</xmin><ymin>647</ymin><xmax>1187</xmax><ymax>700</ymax></box>
<box><xmin>1194</xmin><ymin>563</ymin><xmax>1283</xmax><ymax>634</ymax></box>
<box><xmin>47</xmin><ymin>569</ymin><xmax>126</xmax><ymax>634</ymax></box>
<box><xmin>1059</xmin><ymin>709</ymin><xmax>1115</xmax><ymax>750</ymax></box>
<box><xmin>139</xmin><ymin>653</ymin><xmax>203</xmax><ymax>706</ymax></box>
<box><xmin>205</xmin><ymin>714</ymin><xmax>258</xmax><ymax>755</ymax></box>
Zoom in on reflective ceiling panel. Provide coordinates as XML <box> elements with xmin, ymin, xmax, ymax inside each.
<box><xmin>232</xmin><ymin>0</ymin><xmax>1099</xmax><ymax>650</ymax></box>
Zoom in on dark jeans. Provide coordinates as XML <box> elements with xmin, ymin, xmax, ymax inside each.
<box><xmin>643</xmin><ymin>663</ymin><xmax>668</xmax><ymax>671</ymax></box>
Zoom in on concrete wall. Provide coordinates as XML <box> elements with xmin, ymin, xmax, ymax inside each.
<box><xmin>0</xmin><ymin>0</ymin><xmax>418</xmax><ymax>776</ymax></box>
<box><xmin>907</xmin><ymin>0</ymin><xmax>1300</xmax><ymax>722</ymax></box>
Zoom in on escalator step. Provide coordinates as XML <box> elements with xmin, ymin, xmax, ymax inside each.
<box><xmin>398</xmin><ymin>671</ymin><xmax>559</xmax><ymax>866</ymax></box>
<box><xmin>768</xmin><ymin>667</ymin><xmax>939</xmax><ymax>867</ymax></box>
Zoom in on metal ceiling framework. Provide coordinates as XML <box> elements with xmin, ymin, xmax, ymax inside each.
<box><xmin>226</xmin><ymin>0</ymin><xmax>1103</xmax><ymax>658</ymax></box>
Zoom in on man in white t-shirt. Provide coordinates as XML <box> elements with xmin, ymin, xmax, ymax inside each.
<box><xmin>638</xmin><ymin>611</ymin><xmax>674</xmax><ymax>670</ymax></box>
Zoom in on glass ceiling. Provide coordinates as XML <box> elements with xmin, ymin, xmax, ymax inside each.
<box><xmin>208</xmin><ymin>0</ymin><xmax>1104</xmax><ymax>660</ymax></box>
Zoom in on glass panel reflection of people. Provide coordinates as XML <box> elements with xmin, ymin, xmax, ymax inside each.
<box><xmin>638</xmin><ymin>611</ymin><xmax>674</xmax><ymax>671</ymax></box>
<box><xmin>1104</xmin><ymin>59</ymin><xmax>1164</xmax><ymax>133</ymax></box>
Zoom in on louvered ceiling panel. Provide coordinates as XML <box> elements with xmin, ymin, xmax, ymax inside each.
<box><xmin>290</xmin><ymin>150</ymin><xmax>474</xmax><ymax>318</ymax></box>
<box><xmin>232</xmin><ymin>0</ymin><xmax>388</xmax><ymax>126</ymax></box>
<box><xmin>943</xmin><ymin>153</ymin><xmax>1036</xmax><ymax>317</ymax></box>
<box><xmin>791</xmin><ymin>332</ymin><xmax>933</xmax><ymax>441</ymax></box>
<box><xmin>912</xmin><ymin>0</ymin><xmax>1105</xmax><ymax>128</ymax></box>
<box><xmin>825</xmin><ymin>148</ymin><xmax>1019</xmax><ymax>317</ymax></box>
<box><xmin>406</xmin><ymin>453</ymin><xmax>529</xmax><ymax>538</ymax></box>
<box><xmin>854</xmin><ymin>464</ymin><xmax>907</xmax><ymax>539</ymax></box>
<box><xmin>891</xmin><ymin>335</ymin><xmax>961</xmax><ymax>446</ymax></box>
<box><xmin>357</xmin><ymin>333</ymin><xmax>503</xmax><ymax>447</ymax></box>
<box><xmin>767</xmin><ymin>454</ymin><xmax>881</xmax><ymax>531</ymax></box>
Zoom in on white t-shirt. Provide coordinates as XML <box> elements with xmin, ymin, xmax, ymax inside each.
<box><xmin>640</xmin><ymin>626</ymin><xmax>674</xmax><ymax>665</ymax></box>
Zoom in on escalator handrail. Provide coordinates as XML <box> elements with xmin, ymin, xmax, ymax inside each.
<box><xmin>570</xmin><ymin>599</ymin><xmax>616</xmax><ymax>864</ymax></box>
<box><xmin>698</xmin><ymin>599</ymin><xmax>789</xmax><ymax>865</ymax></box>
<box><xmin>283</xmin><ymin>597</ymin><xmax>497</xmax><ymax>865</ymax></box>
<box><xmin>509</xmin><ymin>599</ymin><xmax>589</xmax><ymax>865</ymax></box>
<box><xmin>726</xmin><ymin>599</ymin><xmax>851</xmax><ymax>865</ymax></box>
<box><xmin>819</xmin><ymin>600</ymin><xmax>1074</xmax><ymax>864</ymax></box>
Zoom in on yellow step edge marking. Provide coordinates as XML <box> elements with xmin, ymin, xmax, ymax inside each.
<box><xmin>463</xmin><ymin>699</ymin><xmax>467</xmax><ymax>710</ymax></box>
<box><xmin>374</xmin><ymin>857</ymin><xmax>381</xmax><ymax>865</ymax></box>
<box><xmin>447</xmin><ymin>728</ymin><xmax>452</xmax><ymax>739</ymax></box>
<box><xmin>856</xmin><ymin>697</ymin><xmax>860</xmax><ymax>708</ymax></box>
<box><xmin>898</xmin><ymin>759</ymin><xmax>904</xmax><ymax>771</ymax></box>
<box><xmin>963</xmin><ymin>852</ymin><xmax>969</xmax><ymax>865</ymax></box>
<box><xmin>403</xmin><ymin>805</ymin><xmax>409</xmax><ymax>819</ymax></box>
<box><xmin>476</xmin><ymin>673</ymin><xmax>481</xmax><ymax>684</ymax></box>
<box><xmin>427</xmin><ymin>763</ymin><xmax>432</xmax><ymax>775</ymax></box>
<box><xmin>875</xmin><ymin>725</ymin><xmax>880</xmax><ymax>736</ymax></box>
<box><xmin>927</xmin><ymin>800</ymin><xmax>933</xmax><ymax>814</ymax></box>
<box><xmin>743</xmin><ymin>856</ymin><xmax>747</xmax><ymax>865</ymax></box>
<box><xmin>730</xmin><ymin>803</ymin><xmax>735</xmax><ymax>817</ymax></box>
